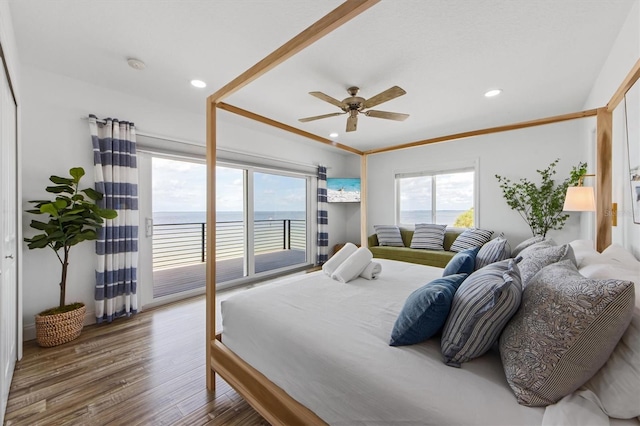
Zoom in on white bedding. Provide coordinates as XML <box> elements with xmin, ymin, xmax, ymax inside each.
<box><xmin>220</xmin><ymin>259</ymin><xmax>637</xmax><ymax>426</ymax></box>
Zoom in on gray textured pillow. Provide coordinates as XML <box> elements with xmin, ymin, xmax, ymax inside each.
<box><xmin>441</xmin><ymin>258</ymin><xmax>522</xmax><ymax>367</ymax></box>
<box><xmin>374</xmin><ymin>225</ymin><xmax>404</xmax><ymax>247</ymax></box>
<box><xmin>499</xmin><ymin>260</ymin><xmax>635</xmax><ymax>407</ymax></box>
<box><xmin>474</xmin><ymin>237</ymin><xmax>511</xmax><ymax>270</ymax></box>
<box><xmin>517</xmin><ymin>243</ymin><xmax>575</xmax><ymax>288</ymax></box>
<box><xmin>511</xmin><ymin>236</ymin><xmax>545</xmax><ymax>257</ymax></box>
<box><xmin>410</xmin><ymin>223</ymin><xmax>447</xmax><ymax>250</ymax></box>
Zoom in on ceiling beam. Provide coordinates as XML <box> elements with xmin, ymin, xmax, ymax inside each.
<box><xmin>607</xmin><ymin>57</ymin><xmax>640</xmax><ymax>112</ymax></box>
<box><xmin>364</xmin><ymin>108</ymin><xmax>599</xmax><ymax>155</ymax></box>
<box><xmin>207</xmin><ymin>0</ymin><xmax>380</xmax><ymax>104</ymax></box>
<box><xmin>217</xmin><ymin>102</ymin><xmax>362</xmax><ymax>155</ymax></box>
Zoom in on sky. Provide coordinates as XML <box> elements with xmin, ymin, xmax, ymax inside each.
<box><xmin>153</xmin><ymin>157</ymin><xmax>472</xmax><ymax>212</ymax></box>
<box><xmin>152</xmin><ymin>158</ymin><xmax>306</xmax><ymax>212</ymax></box>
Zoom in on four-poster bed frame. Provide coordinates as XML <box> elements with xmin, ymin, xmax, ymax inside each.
<box><xmin>204</xmin><ymin>1</ymin><xmax>640</xmax><ymax>424</ymax></box>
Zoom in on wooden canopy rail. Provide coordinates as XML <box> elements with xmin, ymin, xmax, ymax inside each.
<box><xmin>206</xmin><ymin>1</ymin><xmax>640</xmax><ymax>423</ymax></box>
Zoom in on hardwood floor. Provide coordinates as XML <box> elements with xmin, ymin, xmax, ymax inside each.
<box><xmin>5</xmin><ymin>296</ymin><xmax>269</xmax><ymax>426</ymax></box>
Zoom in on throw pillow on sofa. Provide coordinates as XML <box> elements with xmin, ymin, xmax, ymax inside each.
<box><xmin>410</xmin><ymin>223</ymin><xmax>447</xmax><ymax>250</ymax></box>
<box><xmin>516</xmin><ymin>243</ymin><xmax>575</xmax><ymax>288</ymax></box>
<box><xmin>449</xmin><ymin>228</ymin><xmax>493</xmax><ymax>252</ymax></box>
<box><xmin>390</xmin><ymin>273</ymin><xmax>468</xmax><ymax>346</ymax></box>
<box><xmin>499</xmin><ymin>260</ymin><xmax>634</xmax><ymax>407</ymax></box>
<box><xmin>441</xmin><ymin>258</ymin><xmax>522</xmax><ymax>367</ymax></box>
<box><xmin>475</xmin><ymin>237</ymin><xmax>511</xmax><ymax>270</ymax></box>
<box><xmin>442</xmin><ymin>247</ymin><xmax>479</xmax><ymax>276</ymax></box>
<box><xmin>374</xmin><ymin>225</ymin><xmax>404</xmax><ymax>247</ymax></box>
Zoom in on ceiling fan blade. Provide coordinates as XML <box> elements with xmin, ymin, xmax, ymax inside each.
<box><xmin>298</xmin><ymin>112</ymin><xmax>346</xmax><ymax>123</ymax></box>
<box><xmin>346</xmin><ymin>114</ymin><xmax>358</xmax><ymax>132</ymax></box>
<box><xmin>309</xmin><ymin>91</ymin><xmax>346</xmax><ymax>109</ymax></box>
<box><xmin>362</xmin><ymin>86</ymin><xmax>406</xmax><ymax>109</ymax></box>
<box><xmin>364</xmin><ymin>110</ymin><xmax>410</xmax><ymax>121</ymax></box>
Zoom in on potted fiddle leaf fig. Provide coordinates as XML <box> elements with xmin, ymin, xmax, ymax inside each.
<box><xmin>24</xmin><ymin>167</ymin><xmax>117</xmax><ymax>347</ymax></box>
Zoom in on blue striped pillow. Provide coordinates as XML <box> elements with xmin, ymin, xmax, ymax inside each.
<box><xmin>441</xmin><ymin>258</ymin><xmax>522</xmax><ymax>367</ymax></box>
<box><xmin>450</xmin><ymin>228</ymin><xmax>494</xmax><ymax>252</ymax></box>
<box><xmin>409</xmin><ymin>224</ymin><xmax>447</xmax><ymax>250</ymax></box>
<box><xmin>475</xmin><ymin>237</ymin><xmax>511</xmax><ymax>270</ymax></box>
<box><xmin>374</xmin><ymin>225</ymin><xmax>404</xmax><ymax>247</ymax></box>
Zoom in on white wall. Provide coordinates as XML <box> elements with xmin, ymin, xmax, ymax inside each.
<box><xmin>366</xmin><ymin>119</ymin><xmax>588</xmax><ymax>247</ymax></box>
<box><xmin>582</xmin><ymin>0</ymin><xmax>640</xmax><ymax>258</ymax></box>
<box><xmin>20</xmin><ymin>65</ymin><xmax>352</xmax><ymax>339</ymax></box>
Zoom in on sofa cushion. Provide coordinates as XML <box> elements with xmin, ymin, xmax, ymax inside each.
<box><xmin>499</xmin><ymin>260</ymin><xmax>634</xmax><ymax>407</ymax></box>
<box><xmin>390</xmin><ymin>273</ymin><xmax>468</xmax><ymax>346</ymax></box>
<box><xmin>410</xmin><ymin>224</ymin><xmax>447</xmax><ymax>250</ymax></box>
<box><xmin>450</xmin><ymin>228</ymin><xmax>493</xmax><ymax>252</ymax></box>
<box><xmin>442</xmin><ymin>247</ymin><xmax>479</xmax><ymax>276</ymax></box>
<box><xmin>374</xmin><ymin>225</ymin><xmax>404</xmax><ymax>247</ymax></box>
<box><xmin>370</xmin><ymin>246</ymin><xmax>456</xmax><ymax>268</ymax></box>
<box><xmin>441</xmin><ymin>259</ymin><xmax>522</xmax><ymax>367</ymax></box>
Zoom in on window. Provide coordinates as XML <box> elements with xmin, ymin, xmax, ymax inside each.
<box><xmin>396</xmin><ymin>168</ymin><xmax>475</xmax><ymax>227</ymax></box>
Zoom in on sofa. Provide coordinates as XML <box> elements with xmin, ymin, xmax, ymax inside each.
<box><xmin>368</xmin><ymin>228</ymin><xmax>463</xmax><ymax>268</ymax></box>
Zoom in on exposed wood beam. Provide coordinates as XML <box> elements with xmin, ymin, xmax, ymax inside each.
<box><xmin>360</xmin><ymin>154</ymin><xmax>368</xmax><ymax>247</ymax></box>
<box><xmin>608</xmin><ymin>58</ymin><xmax>640</xmax><ymax>112</ymax></box>
<box><xmin>596</xmin><ymin>107</ymin><xmax>612</xmax><ymax>252</ymax></box>
<box><xmin>205</xmin><ymin>99</ymin><xmax>217</xmax><ymax>391</ymax></box>
<box><xmin>364</xmin><ymin>109</ymin><xmax>599</xmax><ymax>155</ymax></box>
<box><xmin>207</xmin><ymin>0</ymin><xmax>380</xmax><ymax>103</ymax></box>
<box><xmin>217</xmin><ymin>102</ymin><xmax>363</xmax><ymax>155</ymax></box>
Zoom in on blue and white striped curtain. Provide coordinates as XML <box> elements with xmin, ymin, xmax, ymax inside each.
<box><xmin>89</xmin><ymin>115</ymin><xmax>139</xmax><ymax>323</ymax></box>
<box><xmin>317</xmin><ymin>165</ymin><xmax>329</xmax><ymax>265</ymax></box>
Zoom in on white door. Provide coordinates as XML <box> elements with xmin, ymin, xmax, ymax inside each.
<box><xmin>0</xmin><ymin>55</ymin><xmax>18</xmax><ymax>422</ymax></box>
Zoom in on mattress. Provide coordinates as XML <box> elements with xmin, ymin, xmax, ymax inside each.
<box><xmin>220</xmin><ymin>259</ymin><xmax>632</xmax><ymax>426</ymax></box>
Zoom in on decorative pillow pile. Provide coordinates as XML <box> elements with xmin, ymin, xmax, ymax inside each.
<box><xmin>516</xmin><ymin>243</ymin><xmax>575</xmax><ymax>288</ymax></box>
<box><xmin>374</xmin><ymin>225</ymin><xmax>404</xmax><ymax>247</ymax></box>
<box><xmin>499</xmin><ymin>260</ymin><xmax>635</xmax><ymax>407</ymax></box>
<box><xmin>474</xmin><ymin>237</ymin><xmax>511</xmax><ymax>270</ymax></box>
<box><xmin>449</xmin><ymin>228</ymin><xmax>493</xmax><ymax>253</ymax></box>
<box><xmin>409</xmin><ymin>223</ymin><xmax>447</xmax><ymax>250</ymax></box>
<box><xmin>389</xmin><ymin>273</ymin><xmax>468</xmax><ymax>346</ymax></box>
<box><xmin>511</xmin><ymin>235</ymin><xmax>545</xmax><ymax>257</ymax></box>
<box><xmin>441</xmin><ymin>258</ymin><xmax>522</xmax><ymax>367</ymax></box>
<box><xmin>442</xmin><ymin>247</ymin><xmax>479</xmax><ymax>277</ymax></box>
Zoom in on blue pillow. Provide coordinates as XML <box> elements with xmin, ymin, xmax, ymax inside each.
<box><xmin>442</xmin><ymin>247</ymin><xmax>479</xmax><ymax>276</ymax></box>
<box><xmin>390</xmin><ymin>273</ymin><xmax>468</xmax><ymax>346</ymax></box>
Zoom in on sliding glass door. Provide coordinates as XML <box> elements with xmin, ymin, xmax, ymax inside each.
<box><xmin>148</xmin><ymin>155</ymin><xmax>312</xmax><ymax>299</ymax></box>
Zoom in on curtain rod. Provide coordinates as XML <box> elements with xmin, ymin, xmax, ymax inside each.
<box><xmin>81</xmin><ymin>116</ymin><xmax>323</xmax><ymax>170</ymax></box>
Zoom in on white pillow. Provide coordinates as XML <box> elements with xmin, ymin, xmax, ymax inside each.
<box><xmin>569</xmin><ymin>240</ymin><xmax>599</xmax><ymax>267</ymax></box>
<box><xmin>579</xmin><ymin>263</ymin><xmax>639</xmax><ymax>284</ymax></box>
<box><xmin>602</xmin><ymin>244</ymin><xmax>640</xmax><ymax>270</ymax></box>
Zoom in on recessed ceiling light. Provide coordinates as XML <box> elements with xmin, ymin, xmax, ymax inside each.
<box><xmin>329</xmin><ymin>132</ymin><xmax>339</xmax><ymax>138</ymax></box>
<box><xmin>127</xmin><ymin>58</ymin><xmax>146</xmax><ymax>70</ymax></box>
<box><xmin>484</xmin><ymin>89</ymin><xmax>502</xmax><ymax>98</ymax></box>
<box><xmin>191</xmin><ymin>79</ymin><xmax>207</xmax><ymax>88</ymax></box>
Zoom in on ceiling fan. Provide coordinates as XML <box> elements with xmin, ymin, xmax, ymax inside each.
<box><xmin>299</xmin><ymin>86</ymin><xmax>409</xmax><ymax>132</ymax></box>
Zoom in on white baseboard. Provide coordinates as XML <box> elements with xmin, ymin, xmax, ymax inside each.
<box><xmin>22</xmin><ymin>308</ymin><xmax>96</xmax><ymax>342</ymax></box>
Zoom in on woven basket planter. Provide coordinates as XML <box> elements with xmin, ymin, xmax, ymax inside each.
<box><xmin>35</xmin><ymin>304</ymin><xmax>86</xmax><ymax>347</ymax></box>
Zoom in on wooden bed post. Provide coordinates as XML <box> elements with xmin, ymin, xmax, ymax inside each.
<box><xmin>360</xmin><ymin>153</ymin><xmax>368</xmax><ymax>247</ymax></box>
<box><xmin>596</xmin><ymin>107</ymin><xmax>612</xmax><ymax>253</ymax></box>
<box><xmin>206</xmin><ymin>98</ymin><xmax>217</xmax><ymax>391</ymax></box>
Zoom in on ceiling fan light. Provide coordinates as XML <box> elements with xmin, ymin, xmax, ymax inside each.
<box><xmin>484</xmin><ymin>89</ymin><xmax>502</xmax><ymax>98</ymax></box>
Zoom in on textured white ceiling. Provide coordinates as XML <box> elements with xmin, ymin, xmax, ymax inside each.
<box><xmin>9</xmin><ymin>0</ymin><xmax>636</xmax><ymax>152</ymax></box>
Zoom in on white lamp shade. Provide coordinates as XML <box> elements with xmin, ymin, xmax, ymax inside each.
<box><xmin>563</xmin><ymin>186</ymin><xmax>596</xmax><ymax>211</ymax></box>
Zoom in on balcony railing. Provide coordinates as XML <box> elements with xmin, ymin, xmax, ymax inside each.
<box><xmin>152</xmin><ymin>219</ymin><xmax>306</xmax><ymax>270</ymax></box>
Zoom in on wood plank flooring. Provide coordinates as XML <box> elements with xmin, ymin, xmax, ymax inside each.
<box><xmin>5</xmin><ymin>296</ymin><xmax>269</xmax><ymax>426</ymax></box>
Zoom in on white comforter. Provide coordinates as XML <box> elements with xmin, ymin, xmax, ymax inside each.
<box><xmin>220</xmin><ymin>259</ymin><xmax>634</xmax><ymax>426</ymax></box>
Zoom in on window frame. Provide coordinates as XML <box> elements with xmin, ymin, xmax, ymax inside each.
<box><xmin>395</xmin><ymin>161</ymin><xmax>479</xmax><ymax>228</ymax></box>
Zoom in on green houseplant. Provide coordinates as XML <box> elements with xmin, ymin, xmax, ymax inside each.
<box><xmin>495</xmin><ymin>159</ymin><xmax>587</xmax><ymax>238</ymax></box>
<box><xmin>24</xmin><ymin>167</ymin><xmax>117</xmax><ymax>346</ymax></box>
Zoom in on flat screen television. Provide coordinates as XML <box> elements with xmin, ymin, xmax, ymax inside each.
<box><xmin>327</xmin><ymin>178</ymin><xmax>361</xmax><ymax>203</ymax></box>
